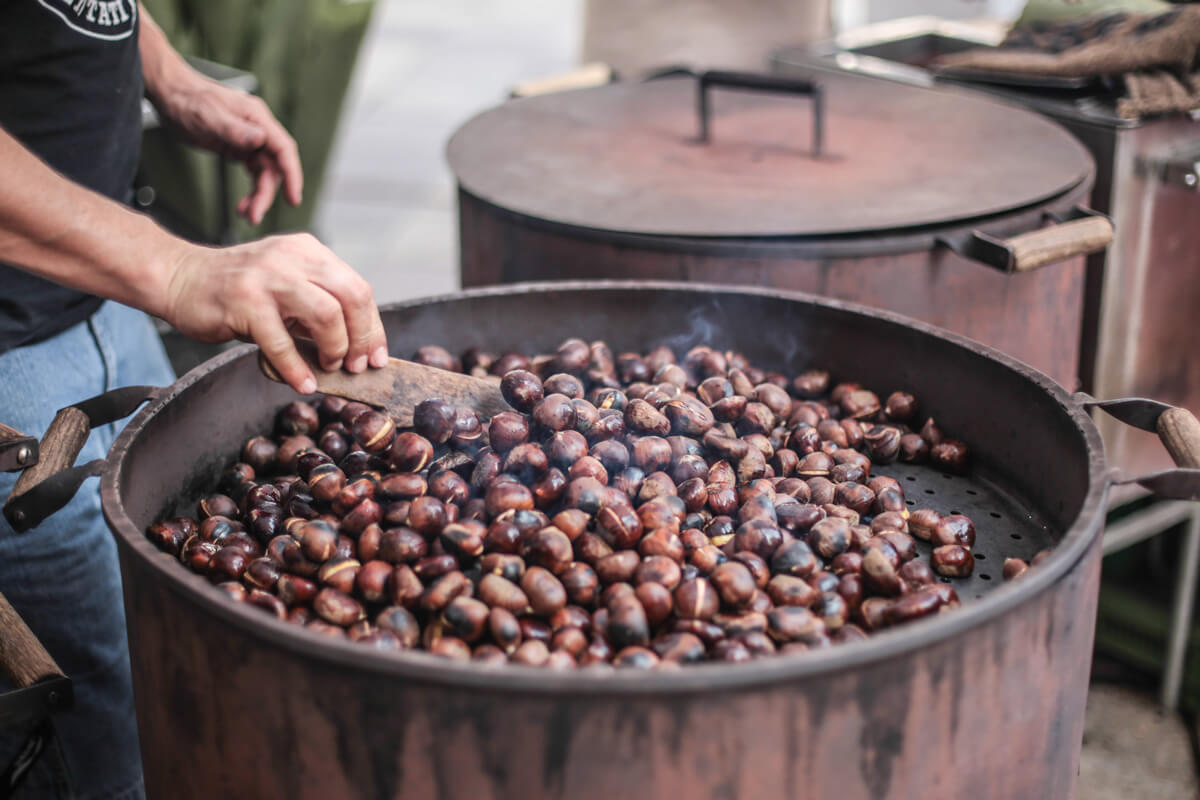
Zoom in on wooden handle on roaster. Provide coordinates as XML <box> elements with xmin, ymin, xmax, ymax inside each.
<box><xmin>1006</xmin><ymin>216</ymin><xmax>1114</xmax><ymax>272</ymax></box>
<box><xmin>0</xmin><ymin>590</ymin><xmax>63</xmax><ymax>688</ymax></box>
<box><xmin>1157</xmin><ymin>407</ymin><xmax>1200</xmax><ymax>469</ymax></box>
<box><xmin>8</xmin><ymin>407</ymin><xmax>89</xmax><ymax>504</ymax></box>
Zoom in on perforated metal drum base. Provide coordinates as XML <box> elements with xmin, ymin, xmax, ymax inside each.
<box><xmin>876</xmin><ymin>462</ymin><xmax>1057</xmax><ymax>603</ymax></box>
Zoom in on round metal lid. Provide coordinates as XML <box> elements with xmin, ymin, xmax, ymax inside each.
<box><xmin>446</xmin><ymin>70</ymin><xmax>1095</xmax><ymax>238</ymax></box>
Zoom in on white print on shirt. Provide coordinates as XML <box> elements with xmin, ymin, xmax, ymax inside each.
<box><xmin>36</xmin><ymin>0</ymin><xmax>138</xmax><ymax>42</ymax></box>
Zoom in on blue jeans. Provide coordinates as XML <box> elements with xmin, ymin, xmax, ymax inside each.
<box><xmin>0</xmin><ymin>302</ymin><xmax>174</xmax><ymax>800</ymax></box>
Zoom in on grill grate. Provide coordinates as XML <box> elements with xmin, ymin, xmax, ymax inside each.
<box><xmin>875</xmin><ymin>462</ymin><xmax>1057</xmax><ymax>602</ymax></box>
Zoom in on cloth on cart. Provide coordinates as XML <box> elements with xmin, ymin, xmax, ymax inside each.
<box><xmin>938</xmin><ymin>5</ymin><xmax>1200</xmax><ymax>118</ymax></box>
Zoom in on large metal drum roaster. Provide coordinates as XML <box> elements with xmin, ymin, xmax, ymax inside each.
<box><xmin>448</xmin><ymin>71</ymin><xmax>1115</xmax><ymax>388</ymax></box>
<box><xmin>2</xmin><ymin>283</ymin><xmax>1192</xmax><ymax>799</ymax></box>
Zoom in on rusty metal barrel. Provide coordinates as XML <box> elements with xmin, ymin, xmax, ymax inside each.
<box><xmin>448</xmin><ymin>70</ymin><xmax>1114</xmax><ymax>388</ymax></box>
<box><xmin>98</xmin><ymin>283</ymin><xmax>1118</xmax><ymax>799</ymax></box>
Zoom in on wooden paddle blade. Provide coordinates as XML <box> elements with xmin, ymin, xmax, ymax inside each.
<box><xmin>258</xmin><ymin>346</ymin><xmax>510</xmax><ymax>425</ymax></box>
<box><xmin>384</xmin><ymin>360</ymin><xmax>512</xmax><ymax>426</ymax></box>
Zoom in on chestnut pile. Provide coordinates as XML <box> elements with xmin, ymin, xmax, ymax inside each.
<box><xmin>147</xmin><ymin>339</ymin><xmax>1035</xmax><ymax>669</ymax></box>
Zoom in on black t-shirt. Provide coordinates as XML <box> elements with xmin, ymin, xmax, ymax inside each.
<box><xmin>0</xmin><ymin>0</ymin><xmax>143</xmax><ymax>354</ymax></box>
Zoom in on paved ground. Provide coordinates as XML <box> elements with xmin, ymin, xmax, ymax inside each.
<box><xmin>1080</xmin><ymin>683</ymin><xmax>1197</xmax><ymax>799</ymax></box>
<box><xmin>315</xmin><ymin>5</ymin><xmax>1200</xmax><ymax>798</ymax></box>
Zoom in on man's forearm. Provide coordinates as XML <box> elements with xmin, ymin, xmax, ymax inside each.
<box><xmin>139</xmin><ymin>3</ymin><xmax>199</xmax><ymax>107</ymax></box>
<box><xmin>0</xmin><ymin>126</ymin><xmax>190</xmax><ymax>318</ymax></box>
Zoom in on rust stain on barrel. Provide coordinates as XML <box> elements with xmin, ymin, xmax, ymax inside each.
<box><xmin>542</xmin><ymin>700</ymin><xmax>578</xmax><ymax>792</ymax></box>
<box><xmin>855</xmin><ymin>658</ymin><xmax>913</xmax><ymax>797</ymax></box>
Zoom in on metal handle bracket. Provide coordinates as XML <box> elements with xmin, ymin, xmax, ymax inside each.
<box><xmin>0</xmin><ymin>676</ymin><xmax>73</xmax><ymax>731</ymax></box>
<box><xmin>1078</xmin><ymin>393</ymin><xmax>1200</xmax><ymax>500</ymax></box>
<box><xmin>1136</xmin><ymin>146</ymin><xmax>1200</xmax><ymax>191</ymax></box>
<box><xmin>1075</xmin><ymin>394</ymin><xmax>1174</xmax><ymax>432</ymax></box>
<box><xmin>0</xmin><ymin>424</ymin><xmax>37</xmax><ymax>474</ymax></box>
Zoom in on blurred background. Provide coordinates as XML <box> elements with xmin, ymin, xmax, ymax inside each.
<box><xmin>141</xmin><ymin>0</ymin><xmax>1045</xmax><ymax>306</ymax></box>
<box><xmin>319</xmin><ymin>0</ymin><xmax>1029</xmax><ymax>305</ymax></box>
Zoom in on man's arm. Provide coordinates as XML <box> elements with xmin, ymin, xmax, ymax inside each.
<box><xmin>0</xmin><ymin>127</ymin><xmax>387</xmax><ymax>393</ymax></box>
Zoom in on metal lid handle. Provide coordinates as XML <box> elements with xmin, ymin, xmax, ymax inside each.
<box><xmin>696</xmin><ymin>70</ymin><xmax>824</xmax><ymax>157</ymax></box>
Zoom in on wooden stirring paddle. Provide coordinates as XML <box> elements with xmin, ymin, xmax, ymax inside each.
<box><xmin>258</xmin><ymin>343</ymin><xmax>511</xmax><ymax>426</ymax></box>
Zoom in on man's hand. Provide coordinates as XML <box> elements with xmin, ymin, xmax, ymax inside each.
<box><xmin>154</xmin><ymin>77</ymin><xmax>302</xmax><ymax>225</ymax></box>
<box><xmin>140</xmin><ymin>6</ymin><xmax>300</xmax><ymax>224</ymax></box>
<box><xmin>163</xmin><ymin>235</ymin><xmax>389</xmax><ymax>394</ymax></box>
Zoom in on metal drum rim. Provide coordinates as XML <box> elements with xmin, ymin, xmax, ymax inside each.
<box><xmin>102</xmin><ymin>280</ymin><xmax>1109</xmax><ymax>695</ymax></box>
<box><xmin>454</xmin><ymin>176</ymin><xmax>1095</xmax><ymax>261</ymax></box>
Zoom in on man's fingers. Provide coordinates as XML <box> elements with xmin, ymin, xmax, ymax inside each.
<box><xmin>343</xmin><ymin>302</ymin><xmax>386</xmax><ymax>374</ymax></box>
<box><xmin>309</xmin><ymin>258</ymin><xmax>386</xmax><ymax>373</ymax></box>
<box><xmin>213</xmin><ymin>234</ymin><xmax>386</xmax><ymax>391</ymax></box>
<box><xmin>211</xmin><ymin>103</ymin><xmax>267</xmax><ymax>158</ymax></box>
<box><xmin>243</xmin><ymin>163</ymin><xmax>282</xmax><ymax>225</ymax></box>
<box><xmin>165</xmin><ymin>235</ymin><xmax>384</xmax><ymax>393</ymax></box>
<box><xmin>251</xmin><ymin>313</ymin><xmax>316</xmax><ymax>395</ymax></box>
<box><xmin>257</xmin><ymin>116</ymin><xmax>303</xmax><ymax>206</ymax></box>
<box><xmin>350</xmin><ymin>300</ymin><xmax>388</xmax><ymax>373</ymax></box>
<box><xmin>278</xmin><ymin>281</ymin><xmax>351</xmax><ymax>374</ymax></box>
<box><xmin>221</xmin><ymin>91</ymin><xmax>302</xmax><ymax>208</ymax></box>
